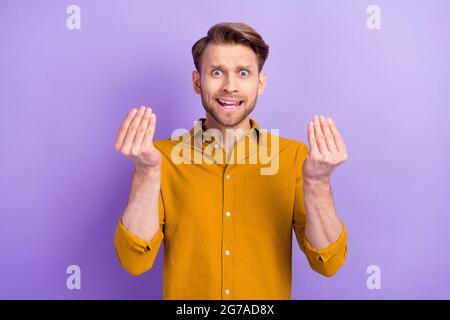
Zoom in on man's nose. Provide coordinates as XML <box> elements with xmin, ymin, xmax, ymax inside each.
<box><xmin>221</xmin><ymin>74</ymin><xmax>239</xmax><ymax>93</ymax></box>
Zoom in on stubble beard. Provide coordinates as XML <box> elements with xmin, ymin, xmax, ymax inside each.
<box><xmin>200</xmin><ymin>93</ymin><xmax>257</xmax><ymax>128</ymax></box>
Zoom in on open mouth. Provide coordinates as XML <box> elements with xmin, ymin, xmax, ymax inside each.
<box><xmin>215</xmin><ymin>98</ymin><xmax>244</xmax><ymax>111</ymax></box>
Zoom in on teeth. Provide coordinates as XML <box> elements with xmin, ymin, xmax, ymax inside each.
<box><xmin>218</xmin><ymin>99</ymin><xmax>240</xmax><ymax>106</ymax></box>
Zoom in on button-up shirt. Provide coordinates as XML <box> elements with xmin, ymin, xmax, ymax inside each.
<box><xmin>114</xmin><ymin>118</ymin><xmax>348</xmax><ymax>299</ymax></box>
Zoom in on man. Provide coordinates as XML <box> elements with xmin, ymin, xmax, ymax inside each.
<box><xmin>114</xmin><ymin>22</ymin><xmax>348</xmax><ymax>300</ymax></box>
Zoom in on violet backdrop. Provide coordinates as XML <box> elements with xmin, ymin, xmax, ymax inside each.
<box><xmin>0</xmin><ymin>0</ymin><xmax>449</xmax><ymax>299</ymax></box>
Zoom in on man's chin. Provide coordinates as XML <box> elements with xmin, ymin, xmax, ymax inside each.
<box><xmin>202</xmin><ymin>99</ymin><xmax>255</xmax><ymax>128</ymax></box>
<box><xmin>210</xmin><ymin>112</ymin><xmax>248</xmax><ymax>128</ymax></box>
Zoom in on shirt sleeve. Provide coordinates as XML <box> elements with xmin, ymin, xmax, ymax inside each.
<box><xmin>292</xmin><ymin>142</ymin><xmax>348</xmax><ymax>277</ymax></box>
<box><xmin>295</xmin><ymin>221</ymin><xmax>348</xmax><ymax>277</ymax></box>
<box><xmin>114</xmin><ymin>191</ymin><xmax>165</xmax><ymax>276</ymax></box>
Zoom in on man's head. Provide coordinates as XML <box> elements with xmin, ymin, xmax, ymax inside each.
<box><xmin>191</xmin><ymin>22</ymin><xmax>269</xmax><ymax>129</ymax></box>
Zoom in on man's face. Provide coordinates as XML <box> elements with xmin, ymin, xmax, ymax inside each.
<box><xmin>192</xmin><ymin>43</ymin><xmax>267</xmax><ymax>128</ymax></box>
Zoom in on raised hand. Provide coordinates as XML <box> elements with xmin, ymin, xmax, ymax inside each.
<box><xmin>302</xmin><ymin>114</ymin><xmax>348</xmax><ymax>183</ymax></box>
<box><xmin>114</xmin><ymin>106</ymin><xmax>162</xmax><ymax>172</ymax></box>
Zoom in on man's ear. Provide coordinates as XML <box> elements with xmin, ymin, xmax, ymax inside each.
<box><xmin>192</xmin><ymin>70</ymin><xmax>201</xmax><ymax>94</ymax></box>
<box><xmin>257</xmin><ymin>71</ymin><xmax>267</xmax><ymax>96</ymax></box>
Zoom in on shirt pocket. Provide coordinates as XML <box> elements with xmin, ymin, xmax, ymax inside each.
<box><xmin>244</xmin><ymin>175</ymin><xmax>290</xmax><ymax>230</ymax></box>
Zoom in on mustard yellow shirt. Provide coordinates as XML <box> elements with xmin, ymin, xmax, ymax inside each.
<box><xmin>114</xmin><ymin>118</ymin><xmax>348</xmax><ymax>300</ymax></box>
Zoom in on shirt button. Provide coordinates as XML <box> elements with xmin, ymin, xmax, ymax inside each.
<box><xmin>225</xmin><ymin>249</ymin><xmax>230</xmax><ymax>256</ymax></box>
<box><xmin>225</xmin><ymin>289</ymin><xmax>230</xmax><ymax>295</ymax></box>
<box><xmin>225</xmin><ymin>211</ymin><xmax>231</xmax><ymax>217</ymax></box>
<box><xmin>225</xmin><ymin>175</ymin><xmax>231</xmax><ymax>180</ymax></box>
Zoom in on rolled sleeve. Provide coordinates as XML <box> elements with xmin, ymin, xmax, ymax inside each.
<box><xmin>300</xmin><ymin>221</ymin><xmax>348</xmax><ymax>277</ymax></box>
<box><xmin>114</xmin><ymin>219</ymin><xmax>164</xmax><ymax>276</ymax></box>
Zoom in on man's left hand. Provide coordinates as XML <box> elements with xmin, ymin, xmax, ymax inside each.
<box><xmin>302</xmin><ymin>115</ymin><xmax>348</xmax><ymax>183</ymax></box>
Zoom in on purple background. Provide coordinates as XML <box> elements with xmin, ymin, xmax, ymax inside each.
<box><xmin>1</xmin><ymin>0</ymin><xmax>449</xmax><ymax>299</ymax></box>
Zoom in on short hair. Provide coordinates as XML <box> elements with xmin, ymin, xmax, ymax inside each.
<box><xmin>192</xmin><ymin>22</ymin><xmax>269</xmax><ymax>73</ymax></box>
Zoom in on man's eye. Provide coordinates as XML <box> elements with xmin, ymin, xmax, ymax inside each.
<box><xmin>212</xmin><ymin>69</ymin><xmax>222</xmax><ymax>76</ymax></box>
<box><xmin>240</xmin><ymin>70</ymin><xmax>249</xmax><ymax>77</ymax></box>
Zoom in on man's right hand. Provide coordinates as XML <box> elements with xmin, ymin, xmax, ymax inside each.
<box><xmin>114</xmin><ymin>106</ymin><xmax>162</xmax><ymax>173</ymax></box>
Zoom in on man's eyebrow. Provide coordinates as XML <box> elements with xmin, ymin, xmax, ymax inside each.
<box><xmin>207</xmin><ymin>64</ymin><xmax>255</xmax><ymax>70</ymax></box>
<box><xmin>207</xmin><ymin>64</ymin><xmax>222</xmax><ymax>70</ymax></box>
<box><xmin>238</xmin><ymin>65</ymin><xmax>253</xmax><ymax>70</ymax></box>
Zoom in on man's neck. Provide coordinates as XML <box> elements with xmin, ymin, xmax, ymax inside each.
<box><xmin>203</xmin><ymin>115</ymin><xmax>251</xmax><ymax>147</ymax></box>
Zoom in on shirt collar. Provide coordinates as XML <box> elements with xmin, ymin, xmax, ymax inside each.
<box><xmin>190</xmin><ymin>118</ymin><xmax>262</xmax><ymax>144</ymax></box>
<box><xmin>174</xmin><ymin>118</ymin><xmax>269</xmax><ymax>165</ymax></box>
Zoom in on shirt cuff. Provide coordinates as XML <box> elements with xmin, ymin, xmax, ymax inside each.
<box><xmin>302</xmin><ymin>221</ymin><xmax>347</xmax><ymax>263</ymax></box>
<box><xmin>115</xmin><ymin>218</ymin><xmax>164</xmax><ymax>254</ymax></box>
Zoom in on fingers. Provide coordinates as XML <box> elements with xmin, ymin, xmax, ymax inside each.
<box><xmin>307</xmin><ymin>120</ymin><xmax>319</xmax><ymax>155</ymax></box>
<box><xmin>310</xmin><ymin>114</ymin><xmax>348</xmax><ymax>162</ymax></box>
<box><xmin>142</xmin><ymin>112</ymin><xmax>157</xmax><ymax>148</ymax></box>
<box><xmin>319</xmin><ymin>115</ymin><xmax>338</xmax><ymax>154</ymax></box>
<box><xmin>132</xmin><ymin>107</ymin><xmax>152</xmax><ymax>149</ymax></box>
<box><xmin>326</xmin><ymin>117</ymin><xmax>348</xmax><ymax>158</ymax></box>
<box><xmin>313</xmin><ymin>115</ymin><xmax>330</xmax><ymax>155</ymax></box>
<box><xmin>118</xmin><ymin>106</ymin><xmax>147</xmax><ymax>154</ymax></box>
<box><xmin>115</xmin><ymin>108</ymin><xmax>138</xmax><ymax>150</ymax></box>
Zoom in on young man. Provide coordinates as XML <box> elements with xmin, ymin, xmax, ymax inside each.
<box><xmin>114</xmin><ymin>22</ymin><xmax>348</xmax><ymax>300</ymax></box>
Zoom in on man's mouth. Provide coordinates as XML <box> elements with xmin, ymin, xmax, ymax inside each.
<box><xmin>215</xmin><ymin>98</ymin><xmax>244</xmax><ymax>111</ymax></box>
